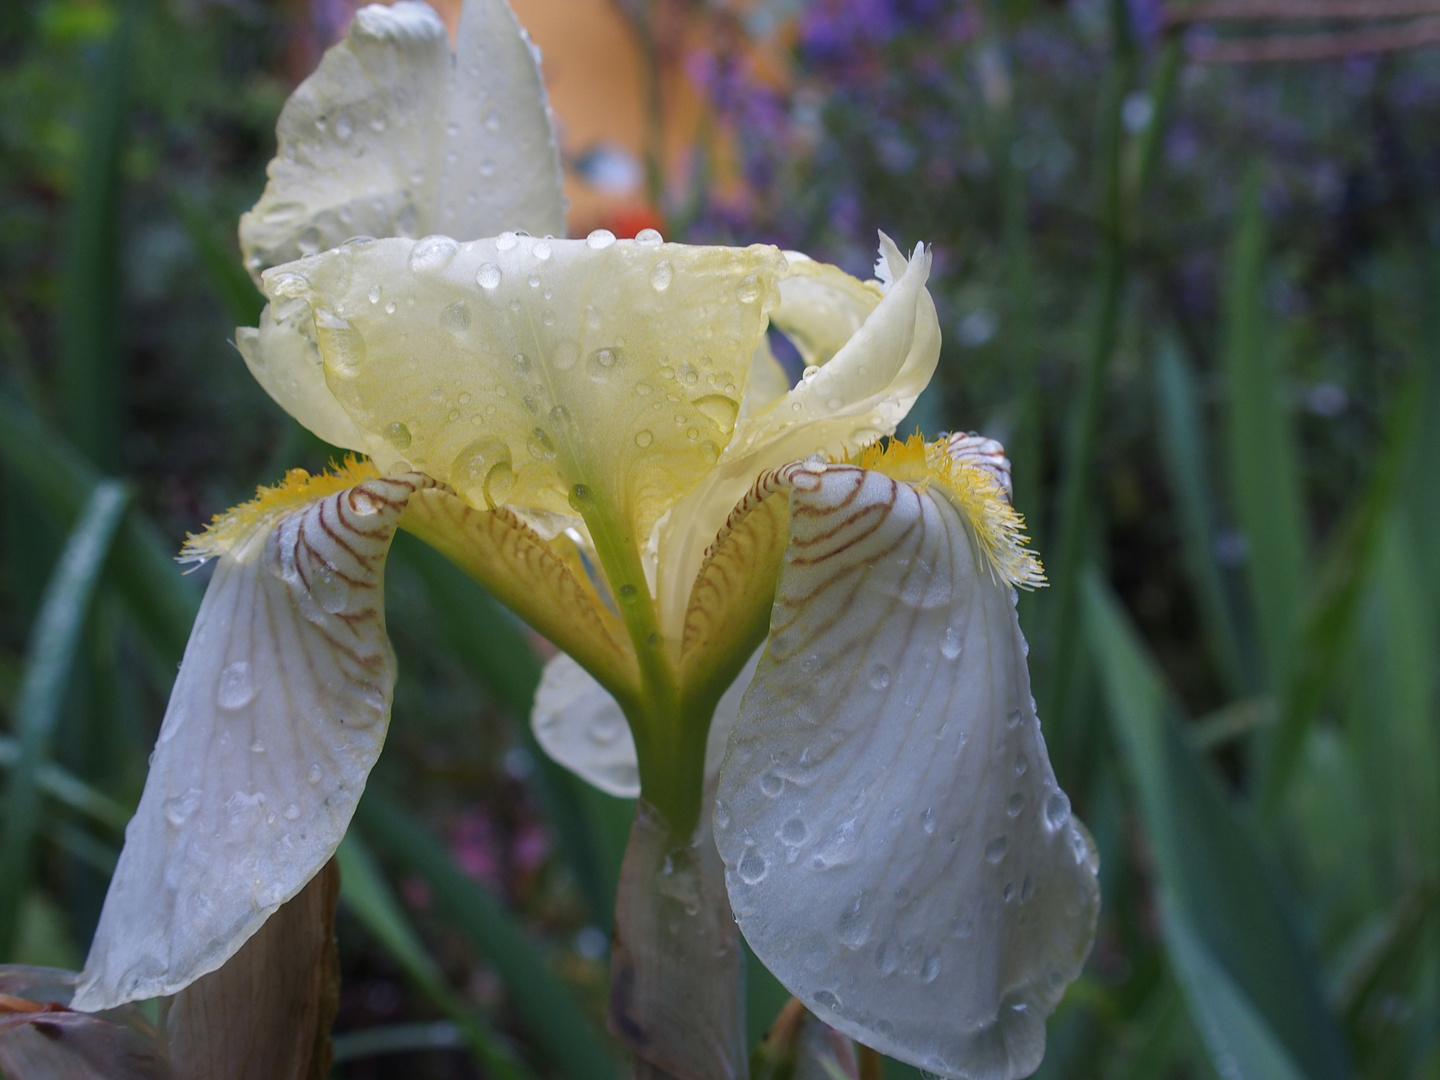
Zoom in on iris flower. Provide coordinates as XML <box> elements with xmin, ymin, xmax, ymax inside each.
<box><xmin>69</xmin><ymin>1</ymin><xmax>1098</xmax><ymax>1076</ymax></box>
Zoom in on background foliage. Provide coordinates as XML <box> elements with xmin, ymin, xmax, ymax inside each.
<box><xmin>1</xmin><ymin>0</ymin><xmax>1438</xmax><ymax>1076</ymax></box>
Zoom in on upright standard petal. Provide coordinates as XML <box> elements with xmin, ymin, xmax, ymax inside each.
<box><xmin>656</xmin><ymin>237</ymin><xmax>940</xmax><ymax>643</ymax></box>
<box><xmin>713</xmin><ymin>456</ymin><xmax>1097</xmax><ymax>1079</ymax></box>
<box><xmin>74</xmin><ymin>470</ymin><xmax>433</xmax><ymax>1010</ymax></box>
<box><xmin>239</xmin><ymin>0</ymin><xmax>563</xmax><ymax>281</ymax></box>
<box><xmin>273</xmin><ymin>235</ymin><xmax>784</xmax><ymax>559</ymax></box>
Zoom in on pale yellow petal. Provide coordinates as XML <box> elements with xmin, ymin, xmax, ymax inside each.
<box><xmin>655</xmin><ymin>237</ymin><xmax>940</xmax><ymax>642</ymax></box>
<box><xmin>236</xmin><ymin>301</ymin><xmax>393</xmax><ymax>461</ymax></box>
<box><xmin>269</xmin><ymin>236</ymin><xmax>785</xmax><ymax>577</ymax></box>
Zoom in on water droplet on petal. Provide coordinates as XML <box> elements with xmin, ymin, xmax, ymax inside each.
<box><xmin>409</xmin><ymin>235</ymin><xmax>459</xmax><ymax>272</ymax></box>
<box><xmin>1014</xmin><ymin>754</ymin><xmax>1028</xmax><ymax>776</ymax></box>
<box><xmin>941</xmin><ymin>625</ymin><xmax>963</xmax><ymax>659</ymax></box>
<box><xmin>496</xmin><ymin>231</ymin><xmax>518</xmax><ymax>252</ymax></box>
<box><xmin>634</xmin><ymin>429</ymin><xmax>654</xmax><ymax>448</ymax></box>
<box><xmin>738</xmin><ymin>849</ymin><xmax>767</xmax><ymax>884</ymax></box>
<box><xmin>985</xmin><ymin>836</ymin><xmax>1009</xmax><ymax>863</ymax></box>
<box><xmin>735</xmin><ymin>273</ymin><xmax>762</xmax><ymax>303</ymax></box>
<box><xmin>586</xmin><ymin>228</ymin><xmax>616</xmax><ymax>249</ymax></box>
<box><xmin>164</xmin><ymin>789</ymin><xmax>202</xmax><ymax>827</ymax></box>
<box><xmin>283</xmin><ymin>803</ymin><xmax>301</xmax><ymax>821</ymax></box>
<box><xmin>650</xmin><ymin>259</ymin><xmax>674</xmax><ymax>290</ymax></box>
<box><xmin>869</xmin><ymin>664</ymin><xmax>891</xmax><ymax>690</ymax></box>
<box><xmin>920</xmin><ymin>950</ymin><xmax>942</xmax><ymax>983</ymax></box>
<box><xmin>1044</xmin><ymin>791</ymin><xmax>1071</xmax><ymax>829</ymax></box>
<box><xmin>1006</xmin><ymin>793</ymin><xmax>1025</xmax><ymax>817</ymax></box>
<box><xmin>636</xmin><ymin>228</ymin><xmax>663</xmax><ymax>246</ymax></box>
<box><xmin>477</xmin><ymin>262</ymin><xmax>501</xmax><ymax>289</ymax></box>
<box><xmin>384</xmin><ymin>422</ymin><xmax>412</xmax><ymax>449</ymax></box>
<box><xmin>334</xmin><ymin>115</ymin><xmax>353</xmax><ymax>140</ymax></box>
<box><xmin>367</xmin><ymin>285</ymin><xmax>382</xmax><ymax>304</ymax></box>
<box><xmin>694</xmin><ymin>394</ymin><xmax>739</xmax><ymax>434</ymax></box>
<box><xmin>217</xmin><ymin>661</ymin><xmax>255</xmax><ymax>710</ymax></box>
<box><xmin>440</xmin><ymin>301</ymin><xmax>471</xmax><ymax>333</ymax></box>
<box><xmin>484</xmin><ymin>108</ymin><xmax>501</xmax><ymax>131</ymax></box>
<box><xmin>533</xmin><ymin>240</ymin><xmax>552</xmax><ymax>261</ymax></box>
<box><xmin>307</xmin><ymin>763</ymin><xmax>324</xmax><ymax>785</ymax></box>
<box><xmin>780</xmin><ymin>818</ymin><xmax>808</xmax><ymax>845</ymax></box>
<box><xmin>801</xmin><ymin>364</ymin><xmax>821</xmax><ymax>383</ymax></box>
<box><xmin>311</xmin><ymin>568</ymin><xmax>350</xmax><ymax>614</ymax></box>
<box><xmin>759</xmin><ymin>772</ymin><xmax>783</xmax><ymax>797</ymax></box>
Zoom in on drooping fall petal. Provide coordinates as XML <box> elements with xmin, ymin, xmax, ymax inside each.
<box><xmin>74</xmin><ymin>472</ymin><xmax>434</xmax><ymax>1011</ymax></box>
<box><xmin>714</xmin><ymin>462</ymin><xmax>1098</xmax><ymax>1080</ymax></box>
<box><xmin>0</xmin><ymin>968</ymin><xmax>170</xmax><ymax>1080</ymax></box>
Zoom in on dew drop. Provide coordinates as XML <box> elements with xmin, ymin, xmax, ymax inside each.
<box><xmin>384</xmin><ymin>421</ymin><xmax>412</xmax><ymax>449</ymax></box>
<box><xmin>307</xmin><ymin>764</ymin><xmax>323</xmax><ymax>785</ymax></box>
<box><xmin>367</xmin><ymin>285</ymin><xmax>382</xmax><ymax>304</ymax></box>
<box><xmin>635</xmin><ymin>228</ymin><xmax>663</xmax><ymax>246</ymax></box>
<box><xmin>738</xmin><ymin>849</ymin><xmax>767</xmax><ymax>884</ymax></box>
<box><xmin>876</xmin><ymin>937</ymin><xmax>900</xmax><ymax>976</ymax></box>
<box><xmin>634</xmin><ymin>429</ymin><xmax>654</xmax><ymax>448</ymax></box>
<box><xmin>1014</xmin><ymin>754</ymin><xmax>1029</xmax><ymax>776</ymax></box>
<box><xmin>813</xmin><ymin>989</ymin><xmax>841</xmax><ymax>1011</ymax></box>
<box><xmin>476</xmin><ymin>262</ymin><xmax>502</xmax><ymax>289</ymax></box>
<box><xmin>1006</xmin><ymin>792</ymin><xmax>1025</xmax><ymax>817</ymax></box>
<box><xmin>311</xmin><ymin>568</ymin><xmax>350</xmax><ymax>614</ymax></box>
<box><xmin>694</xmin><ymin>394</ymin><xmax>739</xmax><ymax>434</ymax></box>
<box><xmin>440</xmin><ymin>301</ymin><xmax>472</xmax><ymax>334</ymax></box>
<box><xmin>217</xmin><ymin>662</ymin><xmax>255</xmax><ymax>710</ymax></box>
<box><xmin>496</xmin><ymin>231</ymin><xmax>518</xmax><ymax>252</ymax></box>
<box><xmin>284</xmin><ymin>803</ymin><xmax>301</xmax><ymax>821</ymax></box>
<box><xmin>735</xmin><ymin>273</ymin><xmax>762</xmax><ymax>303</ymax></box>
<box><xmin>527</xmin><ymin>271</ymin><xmax>541</xmax><ymax>289</ymax></box>
<box><xmin>780</xmin><ymin>818</ymin><xmax>808</xmax><ymax>845</ymax></box>
<box><xmin>452</xmin><ymin>439</ymin><xmax>514</xmax><ymax>508</ymax></box>
<box><xmin>869</xmin><ymin>663</ymin><xmax>891</xmax><ymax>691</ymax></box>
<box><xmin>568</xmin><ymin>483</ymin><xmax>591</xmax><ymax>513</ymax></box>
<box><xmin>409</xmin><ymin>235</ymin><xmax>459</xmax><ymax>272</ymax></box>
<box><xmin>512</xmin><ymin>352</ymin><xmax>530</xmax><ymax>377</ymax></box>
<box><xmin>836</xmin><ymin>892</ymin><xmax>871</xmax><ymax>947</ymax></box>
<box><xmin>650</xmin><ymin>260</ymin><xmax>674</xmax><ymax>290</ymax></box>
<box><xmin>1006</xmin><ymin>708</ymin><xmax>1023</xmax><ymax>728</ymax></box>
<box><xmin>759</xmin><ymin>772</ymin><xmax>783</xmax><ymax>797</ymax></box>
<box><xmin>1044</xmin><ymin>791</ymin><xmax>1071</xmax><ymax>829</ymax></box>
<box><xmin>484</xmin><ymin>108</ymin><xmax>501</xmax><ymax>131</ymax></box>
<box><xmin>921</xmin><ymin>807</ymin><xmax>936</xmax><ymax>834</ymax></box>
<box><xmin>941</xmin><ymin>625</ymin><xmax>963</xmax><ymax>660</ymax></box>
<box><xmin>1020</xmin><ymin>873</ymin><xmax>1034</xmax><ymax>903</ymax></box>
<box><xmin>334</xmin><ymin>114</ymin><xmax>353</xmax><ymax>140</ymax></box>
<box><xmin>533</xmin><ymin>240</ymin><xmax>552</xmax><ymax>261</ymax></box>
<box><xmin>542</xmin><ymin>309</ymin><xmax>556</xmax><ymax>327</ymax></box>
<box><xmin>315</xmin><ymin>314</ymin><xmax>366</xmax><ymax>378</ymax></box>
<box><xmin>985</xmin><ymin>836</ymin><xmax>1009</xmax><ymax>863</ymax></box>
<box><xmin>801</xmin><ymin>364</ymin><xmax>821</xmax><ymax>383</ymax></box>
<box><xmin>714</xmin><ymin>799</ymin><xmax>731</xmax><ymax>829</ymax></box>
<box><xmin>384</xmin><ymin>300</ymin><xmax>397</xmax><ymax>314</ymax></box>
<box><xmin>527</xmin><ymin>428</ymin><xmax>556</xmax><ymax>461</ymax></box>
<box><xmin>586</xmin><ymin>228</ymin><xmax>616</xmax><ymax>249</ymax></box>
<box><xmin>164</xmin><ymin>789</ymin><xmax>202</xmax><ymax>827</ymax></box>
<box><xmin>920</xmin><ymin>951</ymin><xmax>942</xmax><ymax>983</ymax></box>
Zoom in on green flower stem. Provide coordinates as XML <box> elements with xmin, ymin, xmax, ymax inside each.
<box><xmin>578</xmin><ymin>497</ymin><xmax>709</xmax><ymax>839</ymax></box>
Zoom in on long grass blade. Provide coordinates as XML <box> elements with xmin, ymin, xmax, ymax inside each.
<box><xmin>334</xmin><ymin>834</ymin><xmax>534</xmax><ymax>1080</ymax></box>
<box><xmin>357</xmin><ymin>791</ymin><xmax>619</xmax><ymax>1080</ymax></box>
<box><xmin>0</xmin><ymin>481</ymin><xmax>129</xmax><ymax>956</ymax></box>
<box><xmin>1083</xmin><ymin>570</ymin><xmax>1352</xmax><ymax>1080</ymax></box>
<box><xmin>1154</xmin><ymin>334</ymin><xmax>1250</xmax><ymax>694</ymax></box>
<box><xmin>1220</xmin><ymin>172</ymin><xmax>1308</xmax><ymax>690</ymax></box>
<box><xmin>169</xmin><ymin>191</ymin><xmax>265</xmax><ymax>328</ymax></box>
<box><xmin>58</xmin><ymin>7</ymin><xmax>131</xmax><ymax>465</ymax></box>
<box><xmin>0</xmin><ymin>736</ymin><xmax>131</xmax><ymax>833</ymax></box>
<box><xmin>1260</xmin><ymin>372</ymin><xmax>1423</xmax><ymax>809</ymax></box>
<box><xmin>0</xmin><ymin>389</ymin><xmax>198</xmax><ymax>662</ymax></box>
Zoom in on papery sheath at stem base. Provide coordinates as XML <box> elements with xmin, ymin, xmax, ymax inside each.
<box><xmin>610</xmin><ymin>800</ymin><xmax>746</xmax><ymax>1080</ymax></box>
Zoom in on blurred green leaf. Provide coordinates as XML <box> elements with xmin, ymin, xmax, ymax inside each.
<box><xmin>1261</xmin><ymin>373</ymin><xmax>1423</xmax><ymax>810</ymax></box>
<box><xmin>335</xmin><ymin>833</ymin><xmax>534</xmax><ymax>1080</ymax></box>
<box><xmin>331</xmin><ymin>1020</ymin><xmax>463</xmax><ymax>1063</ymax></box>
<box><xmin>0</xmin><ymin>389</ymin><xmax>199</xmax><ymax>662</ymax></box>
<box><xmin>0</xmin><ymin>480</ymin><xmax>128</xmax><ymax>956</ymax></box>
<box><xmin>1084</xmin><ymin>569</ymin><xmax>1352</xmax><ymax>1080</ymax></box>
<box><xmin>356</xmin><ymin>790</ymin><xmax>619</xmax><ymax>1080</ymax></box>
<box><xmin>1221</xmin><ymin>172</ymin><xmax>1308</xmax><ymax>690</ymax></box>
<box><xmin>58</xmin><ymin>4</ymin><xmax>130</xmax><ymax>465</ymax></box>
<box><xmin>170</xmin><ymin>190</ymin><xmax>265</xmax><ymax>328</ymax></box>
<box><xmin>0</xmin><ymin>734</ymin><xmax>131</xmax><ymax>832</ymax></box>
<box><xmin>1154</xmin><ymin>334</ymin><xmax>1250</xmax><ymax>695</ymax></box>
